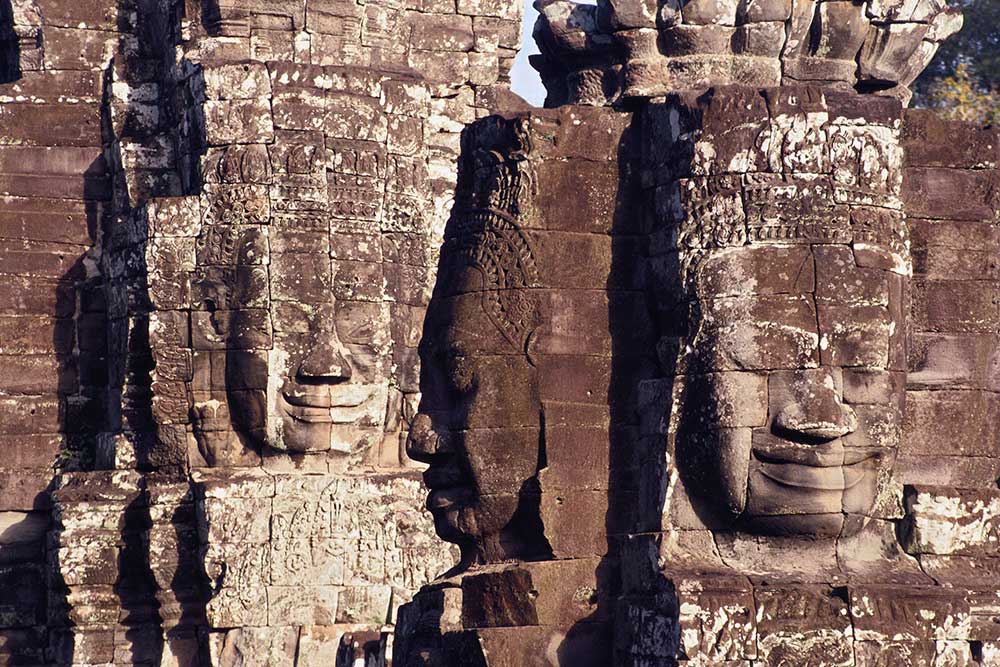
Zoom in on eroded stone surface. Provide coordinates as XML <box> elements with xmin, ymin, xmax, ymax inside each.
<box><xmin>0</xmin><ymin>0</ymin><xmax>996</xmax><ymax>665</ymax></box>
<box><xmin>396</xmin><ymin>92</ymin><xmax>1000</xmax><ymax>667</ymax></box>
<box><xmin>532</xmin><ymin>0</ymin><xmax>962</xmax><ymax>105</ymax></box>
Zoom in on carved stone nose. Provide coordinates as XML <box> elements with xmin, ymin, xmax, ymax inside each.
<box><xmin>406</xmin><ymin>414</ymin><xmax>437</xmax><ymax>462</ymax></box>
<box><xmin>298</xmin><ymin>337</ymin><xmax>352</xmax><ymax>380</ymax></box>
<box><xmin>774</xmin><ymin>396</ymin><xmax>857</xmax><ymax>441</ymax></box>
<box><xmin>406</xmin><ymin>413</ymin><xmax>457</xmax><ymax>461</ymax></box>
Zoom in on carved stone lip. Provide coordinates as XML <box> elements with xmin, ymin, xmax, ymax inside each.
<box><xmin>281</xmin><ymin>383</ymin><xmax>370</xmax><ymax>409</ymax></box>
<box><xmin>283</xmin><ymin>405</ymin><xmax>333</xmax><ymax>423</ymax></box>
<box><xmin>752</xmin><ymin>440</ymin><xmax>882</xmax><ymax>468</ymax></box>
<box><xmin>282</xmin><ymin>387</ymin><xmax>333</xmax><ymax>408</ymax></box>
<box><xmin>757</xmin><ymin>460</ymin><xmax>869</xmax><ymax>491</ymax></box>
<box><xmin>423</xmin><ymin>462</ymin><xmax>473</xmax><ymax>510</ymax></box>
<box><xmin>427</xmin><ymin>487</ymin><xmax>472</xmax><ymax>510</ymax></box>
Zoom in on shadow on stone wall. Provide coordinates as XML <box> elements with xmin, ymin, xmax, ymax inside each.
<box><xmin>550</xmin><ymin>113</ymin><xmax>680</xmax><ymax>665</ymax></box>
<box><xmin>199</xmin><ymin>0</ymin><xmax>223</xmax><ymax>36</ymax></box>
<box><xmin>43</xmin><ymin>152</ymin><xmax>112</xmax><ymax>667</ymax></box>
<box><xmin>43</xmin><ymin>0</ymin><xmax>211</xmax><ymax>662</ymax></box>
<box><xmin>0</xmin><ymin>0</ymin><xmax>18</xmax><ymax>83</ymax></box>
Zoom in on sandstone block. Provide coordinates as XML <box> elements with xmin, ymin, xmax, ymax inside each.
<box><xmin>851</xmin><ymin>587</ymin><xmax>971</xmax><ymax>642</ymax></box>
<box><xmin>200</xmin><ymin>497</ymin><xmax>271</xmax><ymax>544</ymax></box>
<box><xmin>903</xmin><ymin>168</ymin><xmax>999</xmax><ymax>221</ymax></box>
<box><xmin>0</xmin><ymin>103</ymin><xmax>103</xmax><ymax>147</ymax></box>
<box><xmin>267</xmin><ymin>586</ymin><xmax>340</xmax><ymax>626</ymax></box>
<box><xmin>211</xmin><ymin>627</ymin><xmax>297</xmax><ymax>667</ymax></box>
<box><xmin>42</xmin><ymin>26</ymin><xmax>116</xmax><ymax>71</ymax></box>
<box><xmin>903</xmin><ymin>390</ymin><xmax>1000</xmax><ymax>457</ymax></box>
<box><xmin>204</xmin><ymin>99</ymin><xmax>275</xmax><ymax>146</ymax></box>
<box><xmin>409</xmin><ymin>14</ymin><xmax>474</xmax><ymax>51</ymax></box>
<box><xmin>902</xmin><ymin>486</ymin><xmax>1000</xmax><ymax>557</ymax></box>
<box><xmin>203</xmin><ymin>62</ymin><xmax>271</xmax><ymax>101</ymax></box>
<box><xmin>903</xmin><ymin>111</ymin><xmax>1000</xmax><ymax>169</ymax></box>
<box><xmin>336</xmin><ymin>584</ymin><xmax>392</xmax><ymax>624</ymax></box>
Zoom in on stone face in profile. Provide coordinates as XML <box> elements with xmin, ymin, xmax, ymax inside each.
<box><xmin>396</xmin><ymin>109</ymin><xmax>641</xmax><ymax>665</ymax></box>
<box><xmin>406</xmin><ymin>119</ymin><xmax>548</xmax><ymax>563</ymax></box>
<box><xmin>405</xmin><ymin>112</ymin><xmax>641</xmax><ymax>566</ymax></box>
<box><xmin>647</xmin><ymin>89</ymin><xmax>909</xmax><ymax>537</ymax></box>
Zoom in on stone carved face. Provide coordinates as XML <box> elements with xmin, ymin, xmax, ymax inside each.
<box><xmin>655</xmin><ymin>94</ymin><xmax>910</xmax><ymax>538</ymax></box>
<box><xmin>674</xmin><ymin>241</ymin><xmax>907</xmax><ymax>537</ymax></box>
<box><xmin>405</xmin><ymin>128</ymin><xmax>551</xmax><ymax>564</ymax></box>
<box><xmin>409</xmin><ymin>263</ymin><xmax>544</xmax><ymax>563</ymax></box>
<box><xmin>190</xmin><ymin>273</ymin><xmax>390</xmax><ymax>465</ymax></box>
<box><xmin>266</xmin><ymin>300</ymin><xmax>389</xmax><ymax>456</ymax></box>
<box><xmin>188</xmin><ymin>138</ymin><xmax>391</xmax><ymax>467</ymax></box>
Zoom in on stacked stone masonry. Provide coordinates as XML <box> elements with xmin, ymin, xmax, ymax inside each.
<box><xmin>532</xmin><ymin>0</ymin><xmax>963</xmax><ymax>105</ymax></box>
<box><xmin>2</xmin><ymin>0</ymin><xmax>999</xmax><ymax>664</ymax></box>
<box><xmin>391</xmin><ymin>91</ymin><xmax>1000</xmax><ymax>667</ymax></box>
<box><xmin>0</xmin><ymin>0</ymin><xmax>520</xmax><ymax>663</ymax></box>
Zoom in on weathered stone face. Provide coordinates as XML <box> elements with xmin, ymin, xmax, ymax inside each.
<box><xmin>404</xmin><ymin>109</ymin><xmax>641</xmax><ymax>570</ymax></box>
<box><xmin>411</xmin><ymin>270</ymin><xmax>542</xmax><ymax>559</ymax></box>
<box><xmin>407</xmin><ymin>120</ymin><xmax>548</xmax><ymax>564</ymax></box>
<box><xmin>187</xmin><ymin>150</ymin><xmax>392</xmax><ymax>465</ymax></box>
<box><xmin>677</xmin><ymin>243</ymin><xmax>906</xmax><ymax>537</ymax></box>
<box><xmin>395</xmin><ymin>107</ymin><xmax>639</xmax><ymax>666</ymax></box>
<box><xmin>646</xmin><ymin>88</ymin><xmax>910</xmax><ymax>538</ymax></box>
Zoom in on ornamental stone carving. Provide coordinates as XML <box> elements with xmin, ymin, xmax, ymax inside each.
<box><xmin>532</xmin><ymin>0</ymin><xmax>963</xmax><ymax>105</ymax></box>
<box><xmin>652</xmin><ymin>88</ymin><xmax>909</xmax><ymax>539</ymax></box>
<box><xmin>397</xmin><ymin>84</ymin><xmax>1000</xmax><ymax>667</ymax></box>
<box><xmin>3</xmin><ymin>0</ymin><xmax>1000</xmax><ymax>663</ymax></box>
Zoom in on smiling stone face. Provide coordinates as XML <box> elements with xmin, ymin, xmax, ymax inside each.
<box><xmin>185</xmin><ymin>125</ymin><xmax>399</xmax><ymax>469</ymax></box>
<box><xmin>647</xmin><ymin>88</ymin><xmax>910</xmax><ymax>538</ymax></box>
<box><xmin>674</xmin><ymin>241</ymin><xmax>907</xmax><ymax>537</ymax></box>
<box><xmin>189</xmin><ymin>257</ymin><xmax>391</xmax><ymax>467</ymax></box>
<box><xmin>266</xmin><ymin>299</ymin><xmax>389</xmax><ymax>456</ymax></box>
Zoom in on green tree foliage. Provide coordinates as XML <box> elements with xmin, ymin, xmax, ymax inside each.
<box><xmin>924</xmin><ymin>62</ymin><xmax>1000</xmax><ymax>124</ymax></box>
<box><xmin>913</xmin><ymin>0</ymin><xmax>1000</xmax><ymax>123</ymax></box>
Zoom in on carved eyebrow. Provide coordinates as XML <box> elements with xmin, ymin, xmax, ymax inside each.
<box><xmin>418</xmin><ymin>337</ymin><xmax>466</xmax><ymax>356</ymax></box>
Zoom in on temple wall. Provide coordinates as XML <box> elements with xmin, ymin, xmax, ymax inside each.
<box><xmin>0</xmin><ymin>0</ymin><xmax>521</xmax><ymax>663</ymax></box>
<box><xmin>0</xmin><ymin>1</ymin><xmax>118</xmax><ymax>664</ymax></box>
<box><xmin>3</xmin><ymin>0</ymin><xmax>999</xmax><ymax>664</ymax></box>
<box><xmin>621</xmin><ymin>94</ymin><xmax>1000</xmax><ymax>667</ymax></box>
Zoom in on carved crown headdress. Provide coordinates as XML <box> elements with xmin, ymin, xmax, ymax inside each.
<box><xmin>438</xmin><ymin>118</ymin><xmax>540</xmax><ymax>351</ymax></box>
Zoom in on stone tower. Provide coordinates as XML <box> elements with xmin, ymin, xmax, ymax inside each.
<box><xmin>393</xmin><ymin>0</ymin><xmax>1000</xmax><ymax>665</ymax></box>
<box><xmin>0</xmin><ymin>0</ymin><xmax>996</xmax><ymax>665</ymax></box>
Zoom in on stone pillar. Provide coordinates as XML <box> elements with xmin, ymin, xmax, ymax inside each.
<box><xmin>2</xmin><ymin>0</ymin><xmax>526</xmax><ymax>662</ymax></box>
<box><xmin>395</xmin><ymin>107</ymin><xmax>644</xmax><ymax>666</ymax></box>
